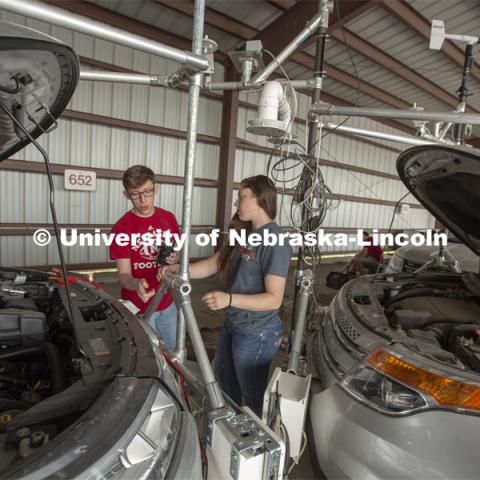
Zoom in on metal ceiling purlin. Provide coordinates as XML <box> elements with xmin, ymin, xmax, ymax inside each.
<box><xmin>329</xmin><ymin>27</ymin><xmax>479</xmax><ymax>113</ymax></box>
<box><xmin>267</xmin><ymin>0</ymin><xmax>297</xmax><ymax>11</ymax></box>
<box><xmin>154</xmin><ymin>0</ymin><xmax>258</xmax><ymax>40</ymax></box>
<box><xmin>383</xmin><ymin>0</ymin><xmax>480</xmax><ymax>83</ymax></box>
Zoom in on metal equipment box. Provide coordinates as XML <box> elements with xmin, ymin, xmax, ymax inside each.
<box><xmin>206</xmin><ymin>406</ymin><xmax>285</xmax><ymax>480</ymax></box>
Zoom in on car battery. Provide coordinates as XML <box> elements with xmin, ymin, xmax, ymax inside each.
<box><xmin>206</xmin><ymin>406</ymin><xmax>285</xmax><ymax>480</ymax></box>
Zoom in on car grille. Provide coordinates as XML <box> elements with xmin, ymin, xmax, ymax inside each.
<box><xmin>335</xmin><ymin>307</ymin><xmax>360</xmax><ymax>341</ymax></box>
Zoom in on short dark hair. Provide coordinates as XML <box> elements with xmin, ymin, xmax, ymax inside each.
<box><xmin>363</xmin><ymin>230</ymin><xmax>370</xmax><ymax>237</ymax></box>
<box><xmin>122</xmin><ymin>165</ymin><xmax>155</xmax><ymax>191</ymax></box>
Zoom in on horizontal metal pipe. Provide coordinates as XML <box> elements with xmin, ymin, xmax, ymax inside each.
<box><xmin>323</xmin><ymin>122</ymin><xmax>441</xmax><ymax>146</ymax></box>
<box><xmin>207</xmin><ymin>79</ymin><xmax>316</xmax><ymax>92</ymax></box>
<box><xmin>0</xmin><ymin>0</ymin><xmax>209</xmax><ymax>72</ymax></box>
<box><xmin>207</xmin><ymin>81</ymin><xmax>262</xmax><ymax>91</ymax></box>
<box><xmin>312</xmin><ymin>103</ymin><xmax>480</xmax><ymax>125</ymax></box>
<box><xmin>252</xmin><ymin>11</ymin><xmax>325</xmax><ymax>85</ymax></box>
<box><xmin>80</xmin><ymin>70</ymin><xmax>169</xmax><ymax>86</ymax></box>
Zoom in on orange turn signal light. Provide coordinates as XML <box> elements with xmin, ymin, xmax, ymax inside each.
<box><xmin>366</xmin><ymin>349</ymin><xmax>480</xmax><ymax>412</ymax></box>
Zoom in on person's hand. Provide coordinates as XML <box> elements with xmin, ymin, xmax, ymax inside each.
<box><xmin>202</xmin><ymin>291</ymin><xmax>230</xmax><ymax>311</ymax></box>
<box><xmin>136</xmin><ymin>278</ymin><xmax>155</xmax><ymax>302</ymax></box>
<box><xmin>165</xmin><ymin>251</ymin><xmax>179</xmax><ymax>265</ymax></box>
<box><xmin>157</xmin><ymin>264</ymin><xmax>179</xmax><ymax>281</ymax></box>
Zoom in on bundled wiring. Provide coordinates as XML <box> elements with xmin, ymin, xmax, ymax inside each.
<box><xmin>162</xmin><ymin>351</ymin><xmax>191</xmax><ymax>410</ymax></box>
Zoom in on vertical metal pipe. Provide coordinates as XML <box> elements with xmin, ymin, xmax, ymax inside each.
<box><xmin>176</xmin><ymin>0</ymin><xmax>206</xmax><ymax>360</ymax></box>
<box><xmin>455</xmin><ymin>43</ymin><xmax>474</xmax><ymax>144</ymax></box>
<box><xmin>287</xmin><ymin>271</ymin><xmax>313</xmax><ymax>373</ymax></box>
<box><xmin>292</xmin><ymin>0</ymin><xmax>328</xmax><ymax>331</ymax></box>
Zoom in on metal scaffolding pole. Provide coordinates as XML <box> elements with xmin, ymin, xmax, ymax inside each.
<box><xmin>251</xmin><ymin>11</ymin><xmax>326</xmax><ymax>85</ymax></box>
<box><xmin>311</xmin><ymin>103</ymin><xmax>480</xmax><ymax>125</ymax></box>
<box><xmin>0</xmin><ymin>0</ymin><xmax>209</xmax><ymax>72</ymax></box>
<box><xmin>323</xmin><ymin>122</ymin><xmax>446</xmax><ymax>146</ymax></box>
<box><xmin>176</xmin><ymin>0</ymin><xmax>206</xmax><ymax>361</ymax></box>
<box><xmin>291</xmin><ymin>0</ymin><xmax>330</xmax><ymax>333</ymax></box>
<box><xmin>206</xmin><ymin>78</ymin><xmax>319</xmax><ymax>91</ymax></box>
<box><xmin>287</xmin><ymin>270</ymin><xmax>313</xmax><ymax>374</ymax></box>
<box><xmin>143</xmin><ymin>274</ymin><xmax>225</xmax><ymax>410</ymax></box>
<box><xmin>80</xmin><ymin>70</ymin><xmax>170</xmax><ymax>86</ymax></box>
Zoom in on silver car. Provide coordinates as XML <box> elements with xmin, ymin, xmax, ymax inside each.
<box><xmin>387</xmin><ymin>231</ymin><xmax>479</xmax><ymax>274</ymax></box>
<box><xmin>308</xmin><ymin>145</ymin><xmax>480</xmax><ymax>479</ymax></box>
<box><xmin>0</xmin><ymin>22</ymin><xmax>201</xmax><ymax>479</ymax></box>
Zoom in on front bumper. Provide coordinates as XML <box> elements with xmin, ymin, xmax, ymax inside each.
<box><xmin>166</xmin><ymin>410</ymin><xmax>202</xmax><ymax>480</ymax></box>
<box><xmin>309</xmin><ymin>383</ymin><xmax>480</xmax><ymax>480</ymax></box>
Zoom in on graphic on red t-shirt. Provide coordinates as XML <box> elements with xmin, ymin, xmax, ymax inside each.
<box><xmin>109</xmin><ymin>207</ymin><xmax>180</xmax><ymax>314</ymax></box>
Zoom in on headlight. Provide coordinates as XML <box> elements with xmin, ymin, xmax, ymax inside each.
<box><xmin>342</xmin><ymin>348</ymin><xmax>480</xmax><ymax>415</ymax></box>
<box><xmin>342</xmin><ymin>364</ymin><xmax>427</xmax><ymax>414</ymax></box>
<box><xmin>87</xmin><ymin>385</ymin><xmax>180</xmax><ymax>480</ymax></box>
<box><xmin>385</xmin><ymin>254</ymin><xmax>404</xmax><ymax>273</ymax></box>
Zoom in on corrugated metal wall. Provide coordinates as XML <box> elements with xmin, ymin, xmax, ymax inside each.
<box><xmin>0</xmin><ymin>11</ymin><xmax>223</xmax><ymax>267</ymax></box>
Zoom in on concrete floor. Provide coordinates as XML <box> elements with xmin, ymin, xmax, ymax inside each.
<box><xmin>98</xmin><ymin>260</ymin><xmax>347</xmax><ymax>479</ymax></box>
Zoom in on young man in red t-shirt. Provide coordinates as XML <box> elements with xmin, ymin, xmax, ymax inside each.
<box><xmin>110</xmin><ymin>165</ymin><xmax>180</xmax><ymax>349</ymax></box>
<box><xmin>349</xmin><ymin>230</ymin><xmax>384</xmax><ymax>275</ymax></box>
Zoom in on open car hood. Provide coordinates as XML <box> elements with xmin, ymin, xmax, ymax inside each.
<box><xmin>397</xmin><ymin>145</ymin><xmax>480</xmax><ymax>255</ymax></box>
<box><xmin>0</xmin><ymin>20</ymin><xmax>79</xmax><ymax>160</ymax></box>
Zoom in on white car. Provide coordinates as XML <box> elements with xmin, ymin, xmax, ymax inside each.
<box><xmin>308</xmin><ymin>145</ymin><xmax>480</xmax><ymax>479</ymax></box>
<box><xmin>387</xmin><ymin>231</ymin><xmax>479</xmax><ymax>273</ymax></box>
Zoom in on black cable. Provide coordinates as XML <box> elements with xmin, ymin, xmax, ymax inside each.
<box><xmin>318</xmin><ymin>0</ymin><xmax>362</xmax><ymax>143</ymax></box>
<box><xmin>0</xmin><ymin>100</ymin><xmax>76</xmax><ymax>331</ymax></box>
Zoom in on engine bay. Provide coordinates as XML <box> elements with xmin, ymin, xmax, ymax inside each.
<box><xmin>377</xmin><ymin>273</ymin><xmax>480</xmax><ymax>374</ymax></box>
<box><xmin>0</xmin><ymin>268</ymin><xmax>130</xmax><ymax>472</ymax></box>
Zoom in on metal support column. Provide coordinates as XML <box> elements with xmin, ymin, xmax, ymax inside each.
<box><xmin>176</xmin><ymin>0</ymin><xmax>206</xmax><ymax>360</ymax></box>
<box><xmin>287</xmin><ymin>270</ymin><xmax>313</xmax><ymax>374</ymax></box>
<box><xmin>292</xmin><ymin>0</ymin><xmax>330</xmax><ymax>331</ymax></box>
<box><xmin>216</xmin><ymin>65</ymin><xmax>239</xmax><ymax>243</ymax></box>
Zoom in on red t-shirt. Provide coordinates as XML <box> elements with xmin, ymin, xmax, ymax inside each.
<box><xmin>109</xmin><ymin>207</ymin><xmax>180</xmax><ymax>314</ymax></box>
<box><xmin>366</xmin><ymin>236</ymin><xmax>384</xmax><ymax>262</ymax></box>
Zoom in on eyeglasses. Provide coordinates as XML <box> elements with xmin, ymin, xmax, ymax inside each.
<box><xmin>128</xmin><ymin>187</ymin><xmax>155</xmax><ymax>200</ymax></box>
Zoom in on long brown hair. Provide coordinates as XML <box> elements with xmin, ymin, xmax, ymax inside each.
<box><xmin>219</xmin><ymin>175</ymin><xmax>277</xmax><ymax>276</ymax></box>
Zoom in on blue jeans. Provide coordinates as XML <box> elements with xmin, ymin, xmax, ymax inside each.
<box><xmin>148</xmin><ymin>303</ymin><xmax>177</xmax><ymax>350</ymax></box>
<box><xmin>215</xmin><ymin>317</ymin><xmax>283</xmax><ymax>416</ymax></box>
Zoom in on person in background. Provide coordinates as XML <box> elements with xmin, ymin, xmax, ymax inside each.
<box><xmin>109</xmin><ymin>165</ymin><xmax>179</xmax><ymax>349</ymax></box>
<box><xmin>349</xmin><ymin>230</ymin><xmax>384</xmax><ymax>275</ymax></box>
<box><xmin>160</xmin><ymin>175</ymin><xmax>292</xmax><ymax>416</ymax></box>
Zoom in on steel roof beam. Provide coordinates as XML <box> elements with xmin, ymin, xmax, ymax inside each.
<box><xmin>153</xmin><ymin>0</ymin><xmax>257</xmax><ymax>40</ymax></box>
<box><xmin>383</xmin><ymin>0</ymin><xmax>480</xmax><ymax>83</ymax></box>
